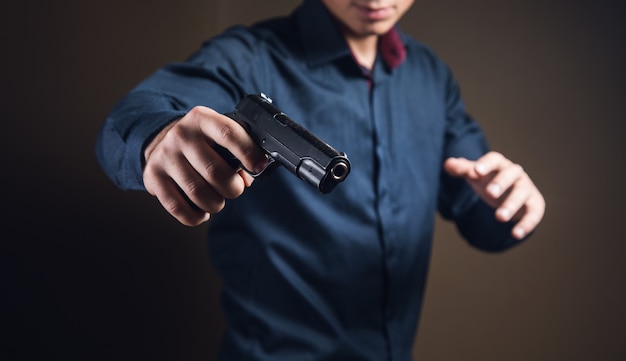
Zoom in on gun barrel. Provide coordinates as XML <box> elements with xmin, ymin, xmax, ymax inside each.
<box><xmin>330</xmin><ymin>159</ymin><xmax>349</xmax><ymax>181</ymax></box>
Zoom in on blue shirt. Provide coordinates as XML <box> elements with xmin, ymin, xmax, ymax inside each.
<box><xmin>95</xmin><ymin>1</ymin><xmax>520</xmax><ymax>360</ymax></box>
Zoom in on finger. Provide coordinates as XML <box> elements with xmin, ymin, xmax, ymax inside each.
<box><xmin>474</xmin><ymin>151</ymin><xmax>509</xmax><ymax>176</ymax></box>
<box><xmin>510</xmin><ymin>192</ymin><xmax>546</xmax><ymax>240</ymax></box>
<box><xmin>239</xmin><ymin>169</ymin><xmax>255</xmax><ymax>187</ymax></box>
<box><xmin>168</xmin><ymin>154</ymin><xmax>227</xmax><ymax>215</ymax></box>
<box><xmin>494</xmin><ymin>177</ymin><xmax>533</xmax><ymax>222</ymax></box>
<box><xmin>147</xmin><ymin>174</ymin><xmax>211</xmax><ymax>226</ymax></box>
<box><xmin>184</xmin><ymin>141</ymin><xmax>247</xmax><ymax>199</ymax></box>
<box><xmin>192</xmin><ymin>107</ymin><xmax>268</xmax><ymax>174</ymax></box>
<box><xmin>485</xmin><ymin>163</ymin><xmax>525</xmax><ymax>199</ymax></box>
<box><xmin>444</xmin><ymin>157</ymin><xmax>480</xmax><ymax>179</ymax></box>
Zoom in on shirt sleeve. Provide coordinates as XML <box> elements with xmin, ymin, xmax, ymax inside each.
<box><xmin>94</xmin><ymin>26</ymin><xmax>264</xmax><ymax>191</ymax></box>
<box><xmin>437</xmin><ymin>67</ymin><xmax>520</xmax><ymax>252</ymax></box>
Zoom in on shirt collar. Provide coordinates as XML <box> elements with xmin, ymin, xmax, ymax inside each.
<box><xmin>379</xmin><ymin>26</ymin><xmax>407</xmax><ymax>69</ymax></box>
<box><xmin>294</xmin><ymin>0</ymin><xmax>407</xmax><ymax>70</ymax></box>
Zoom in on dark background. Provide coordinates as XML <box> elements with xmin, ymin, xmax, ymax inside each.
<box><xmin>2</xmin><ymin>0</ymin><xmax>625</xmax><ymax>360</ymax></box>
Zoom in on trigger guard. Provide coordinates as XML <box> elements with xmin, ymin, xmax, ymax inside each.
<box><xmin>243</xmin><ymin>156</ymin><xmax>277</xmax><ymax>178</ymax></box>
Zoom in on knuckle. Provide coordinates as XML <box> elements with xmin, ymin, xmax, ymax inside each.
<box><xmin>142</xmin><ymin>164</ymin><xmax>156</xmax><ymax>180</ymax></box>
<box><xmin>487</xmin><ymin>151</ymin><xmax>503</xmax><ymax>162</ymax></box>
<box><xmin>202</xmin><ymin>160</ymin><xmax>218</xmax><ymax>179</ymax></box>
<box><xmin>187</xmin><ymin>105</ymin><xmax>210</xmax><ymax>120</ymax></box>
<box><xmin>161</xmin><ymin>196</ymin><xmax>185</xmax><ymax>218</ymax></box>
<box><xmin>512</xmin><ymin>163</ymin><xmax>524</xmax><ymax>174</ymax></box>
<box><xmin>492</xmin><ymin>152</ymin><xmax>513</xmax><ymax>167</ymax></box>
<box><xmin>142</xmin><ymin>176</ymin><xmax>157</xmax><ymax>195</ymax></box>
<box><xmin>216</xmin><ymin>123</ymin><xmax>236</xmax><ymax>143</ymax></box>
<box><xmin>166</xmin><ymin>123</ymin><xmax>190</xmax><ymax>142</ymax></box>
<box><xmin>183</xmin><ymin>179</ymin><xmax>204</xmax><ymax>199</ymax></box>
<box><xmin>142</xmin><ymin>168</ymin><xmax>165</xmax><ymax>196</ymax></box>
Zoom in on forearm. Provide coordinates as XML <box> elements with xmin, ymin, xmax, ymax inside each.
<box><xmin>95</xmin><ymin>90</ymin><xmax>187</xmax><ymax>190</ymax></box>
<box><xmin>95</xmin><ymin>26</ymin><xmax>268</xmax><ymax>191</ymax></box>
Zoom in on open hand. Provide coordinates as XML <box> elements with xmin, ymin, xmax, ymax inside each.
<box><xmin>444</xmin><ymin>151</ymin><xmax>545</xmax><ymax>240</ymax></box>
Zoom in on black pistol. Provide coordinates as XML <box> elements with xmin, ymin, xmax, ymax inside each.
<box><xmin>223</xmin><ymin>93</ymin><xmax>350</xmax><ymax>194</ymax></box>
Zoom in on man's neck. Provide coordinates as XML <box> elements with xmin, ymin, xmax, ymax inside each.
<box><xmin>344</xmin><ymin>34</ymin><xmax>378</xmax><ymax>70</ymax></box>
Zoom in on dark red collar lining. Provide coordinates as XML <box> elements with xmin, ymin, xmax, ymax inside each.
<box><xmin>355</xmin><ymin>28</ymin><xmax>406</xmax><ymax>88</ymax></box>
<box><xmin>379</xmin><ymin>27</ymin><xmax>406</xmax><ymax>69</ymax></box>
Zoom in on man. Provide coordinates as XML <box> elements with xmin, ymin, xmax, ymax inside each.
<box><xmin>96</xmin><ymin>0</ymin><xmax>545</xmax><ymax>359</ymax></box>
